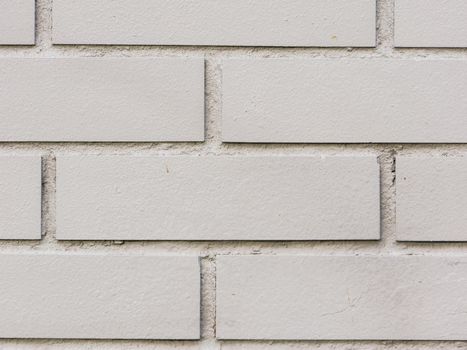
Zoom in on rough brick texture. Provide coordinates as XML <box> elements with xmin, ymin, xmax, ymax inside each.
<box><xmin>217</xmin><ymin>255</ymin><xmax>467</xmax><ymax>340</ymax></box>
<box><xmin>222</xmin><ymin>59</ymin><xmax>467</xmax><ymax>143</ymax></box>
<box><xmin>52</xmin><ymin>0</ymin><xmax>376</xmax><ymax>47</ymax></box>
<box><xmin>0</xmin><ymin>0</ymin><xmax>466</xmax><ymax>348</ymax></box>
<box><xmin>396</xmin><ymin>156</ymin><xmax>467</xmax><ymax>241</ymax></box>
<box><xmin>0</xmin><ymin>156</ymin><xmax>41</xmax><ymax>240</ymax></box>
<box><xmin>395</xmin><ymin>0</ymin><xmax>467</xmax><ymax>47</ymax></box>
<box><xmin>56</xmin><ymin>155</ymin><xmax>379</xmax><ymax>241</ymax></box>
<box><xmin>0</xmin><ymin>0</ymin><xmax>35</xmax><ymax>45</ymax></box>
<box><xmin>0</xmin><ymin>58</ymin><xmax>204</xmax><ymax>141</ymax></box>
<box><xmin>0</xmin><ymin>254</ymin><xmax>200</xmax><ymax>339</ymax></box>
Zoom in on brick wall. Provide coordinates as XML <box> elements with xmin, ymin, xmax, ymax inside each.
<box><xmin>0</xmin><ymin>0</ymin><xmax>467</xmax><ymax>348</ymax></box>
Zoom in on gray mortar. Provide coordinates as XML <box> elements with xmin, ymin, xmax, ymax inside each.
<box><xmin>0</xmin><ymin>0</ymin><xmax>467</xmax><ymax>348</ymax></box>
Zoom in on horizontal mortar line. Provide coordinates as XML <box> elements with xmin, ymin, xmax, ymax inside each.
<box><xmin>1</xmin><ymin>45</ymin><xmax>381</xmax><ymax>51</ymax></box>
<box><xmin>2</xmin><ymin>240</ymin><xmax>467</xmax><ymax>249</ymax></box>
<box><xmin>0</xmin><ymin>340</ymin><xmax>462</xmax><ymax>348</ymax></box>
<box><xmin>1</xmin><ymin>143</ymin><xmax>467</xmax><ymax>148</ymax></box>
<box><xmin>0</xmin><ymin>241</ymin><xmax>467</xmax><ymax>254</ymax></box>
<box><xmin>3</xmin><ymin>42</ymin><xmax>467</xmax><ymax>50</ymax></box>
<box><xmin>0</xmin><ymin>48</ymin><xmax>466</xmax><ymax>58</ymax></box>
<box><xmin>0</xmin><ymin>148</ymin><xmax>466</xmax><ymax>160</ymax></box>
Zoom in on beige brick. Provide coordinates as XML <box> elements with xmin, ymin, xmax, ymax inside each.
<box><xmin>0</xmin><ymin>254</ymin><xmax>200</xmax><ymax>339</ymax></box>
<box><xmin>396</xmin><ymin>156</ymin><xmax>467</xmax><ymax>241</ymax></box>
<box><xmin>217</xmin><ymin>255</ymin><xmax>467</xmax><ymax>340</ymax></box>
<box><xmin>56</xmin><ymin>156</ymin><xmax>380</xmax><ymax>241</ymax></box>
<box><xmin>52</xmin><ymin>0</ymin><xmax>375</xmax><ymax>47</ymax></box>
<box><xmin>0</xmin><ymin>156</ymin><xmax>41</xmax><ymax>240</ymax></box>
<box><xmin>0</xmin><ymin>58</ymin><xmax>204</xmax><ymax>142</ymax></box>
<box><xmin>0</xmin><ymin>0</ymin><xmax>35</xmax><ymax>45</ymax></box>
<box><xmin>222</xmin><ymin>59</ymin><xmax>467</xmax><ymax>143</ymax></box>
<box><xmin>395</xmin><ymin>0</ymin><xmax>467</xmax><ymax>47</ymax></box>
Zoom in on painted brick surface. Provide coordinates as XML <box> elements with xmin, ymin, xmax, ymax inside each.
<box><xmin>0</xmin><ymin>58</ymin><xmax>204</xmax><ymax>142</ymax></box>
<box><xmin>0</xmin><ymin>0</ymin><xmax>466</xmax><ymax>347</ymax></box>
<box><xmin>52</xmin><ymin>0</ymin><xmax>376</xmax><ymax>47</ymax></box>
<box><xmin>0</xmin><ymin>156</ymin><xmax>41</xmax><ymax>240</ymax></box>
<box><xmin>396</xmin><ymin>157</ymin><xmax>467</xmax><ymax>241</ymax></box>
<box><xmin>0</xmin><ymin>254</ymin><xmax>200</xmax><ymax>339</ymax></box>
<box><xmin>0</xmin><ymin>0</ymin><xmax>35</xmax><ymax>45</ymax></box>
<box><xmin>222</xmin><ymin>59</ymin><xmax>467</xmax><ymax>143</ymax></box>
<box><xmin>217</xmin><ymin>255</ymin><xmax>467</xmax><ymax>340</ymax></box>
<box><xmin>395</xmin><ymin>0</ymin><xmax>467</xmax><ymax>47</ymax></box>
<box><xmin>56</xmin><ymin>156</ymin><xmax>379</xmax><ymax>241</ymax></box>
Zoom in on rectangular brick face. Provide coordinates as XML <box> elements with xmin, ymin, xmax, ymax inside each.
<box><xmin>0</xmin><ymin>0</ymin><xmax>35</xmax><ymax>45</ymax></box>
<box><xmin>395</xmin><ymin>0</ymin><xmax>467</xmax><ymax>47</ymax></box>
<box><xmin>222</xmin><ymin>59</ymin><xmax>467</xmax><ymax>143</ymax></box>
<box><xmin>0</xmin><ymin>254</ymin><xmax>200</xmax><ymax>339</ymax></box>
<box><xmin>0</xmin><ymin>156</ymin><xmax>41</xmax><ymax>240</ymax></box>
<box><xmin>0</xmin><ymin>58</ymin><xmax>204</xmax><ymax>142</ymax></box>
<box><xmin>56</xmin><ymin>156</ymin><xmax>380</xmax><ymax>241</ymax></box>
<box><xmin>52</xmin><ymin>0</ymin><xmax>376</xmax><ymax>47</ymax></box>
<box><xmin>217</xmin><ymin>256</ymin><xmax>467</xmax><ymax>340</ymax></box>
<box><xmin>396</xmin><ymin>157</ymin><xmax>467</xmax><ymax>241</ymax></box>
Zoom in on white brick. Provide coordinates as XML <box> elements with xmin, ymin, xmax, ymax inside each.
<box><xmin>0</xmin><ymin>58</ymin><xmax>204</xmax><ymax>142</ymax></box>
<box><xmin>52</xmin><ymin>0</ymin><xmax>375</xmax><ymax>47</ymax></box>
<box><xmin>395</xmin><ymin>0</ymin><xmax>467</xmax><ymax>47</ymax></box>
<box><xmin>56</xmin><ymin>156</ymin><xmax>379</xmax><ymax>241</ymax></box>
<box><xmin>0</xmin><ymin>156</ymin><xmax>41</xmax><ymax>240</ymax></box>
<box><xmin>396</xmin><ymin>156</ymin><xmax>467</xmax><ymax>241</ymax></box>
<box><xmin>0</xmin><ymin>0</ymin><xmax>35</xmax><ymax>45</ymax></box>
<box><xmin>217</xmin><ymin>255</ymin><xmax>467</xmax><ymax>340</ymax></box>
<box><xmin>222</xmin><ymin>59</ymin><xmax>467</xmax><ymax>143</ymax></box>
<box><xmin>0</xmin><ymin>254</ymin><xmax>200</xmax><ymax>339</ymax></box>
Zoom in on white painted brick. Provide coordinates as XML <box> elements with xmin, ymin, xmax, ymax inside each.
<box><xmin>396</xmin><ymin>156</ymin><xmax>467</xmax><ymax>241</ymax></box>
<box><xmin>0</xmin><ymin>0</ymin><xmax>35</xmax><ymax>45</ymax></box>
<box><xmin>56</xmin><ymin>156</ymin><xmax>379</xmax><ymax>241</ymax></box>
<box><xmin>0</xmin><ymin>156</ymin><xmax>41</xmax><ymax>240</ymax></box>
<box><xmin>395</xmin><ymin>0</ymin><xmax>467</xmax><ymax>47</ymax></box>
<box><xmin>0</xmin><ymin>254</ymin><xmax>200</xmax><ymax>339</ymax></box>
<box><xmin>222</xmin><ymin>59</ymin><xmax>467</xmax><ymax>143</ymax></box>
<box><xmin>0</xmin><ymin>58</ymin><xmax>204</xmax><ymax>142</ymax></box>
<box><xmin>217</xmin><ymin>255</ymin><xmax>467</xmax><ymax>340</ymax></box>
<box><xmin>52</xmin><ymin>0</ymin><xmax>376</xmax><ymax>47</ymax></box>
